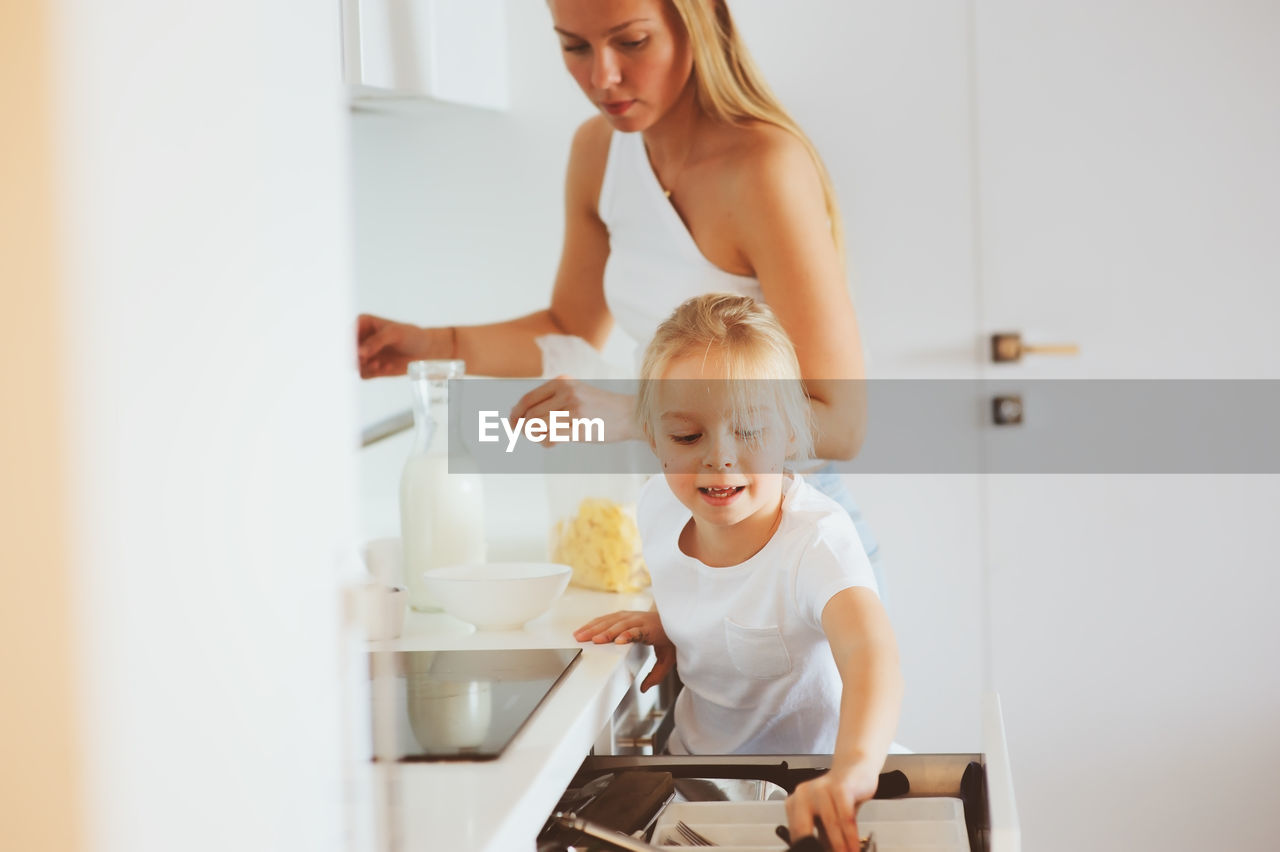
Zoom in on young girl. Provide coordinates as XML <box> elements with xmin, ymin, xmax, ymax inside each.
<box><xmin>573</xmin><ymin>294</ymin><xmax>901</xmax><ymax>852</ymax></box>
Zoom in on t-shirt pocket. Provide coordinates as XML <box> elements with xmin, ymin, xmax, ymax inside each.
<box><xmin>722</xmin><ymin>617</ymin><xmax>793</xmax><ymax>679</ymax></box>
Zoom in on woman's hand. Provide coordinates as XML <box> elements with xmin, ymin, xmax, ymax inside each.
<box><xmin>785</xmin><ymin>760</ymin><xmax>880</xmax><ymax>852</ymax></box>
<box><xmin>356</xmin><ymin>314</ymin><xmax>438</xmax><ymax>379</ymax></box>
<box><xmin>509</xmin><ymin>375</ymin><xmax>642</xmax><ymax>443</ymax></box>
<box><xmin>573</xmin><ymin>610</ymin><xmax>675</xmax><ymax>692</ymax></box>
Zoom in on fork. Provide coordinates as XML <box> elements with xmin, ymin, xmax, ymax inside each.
<box><xmin>673</xmin><ymin>820</ymin><xmax>716</xmax><ymax>846</ymax></box>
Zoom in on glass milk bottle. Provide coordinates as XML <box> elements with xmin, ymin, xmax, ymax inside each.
<box><xmin>400</xmin><ymin>360</ymin><xmax>486</xmax><ymax>611</ymax></box>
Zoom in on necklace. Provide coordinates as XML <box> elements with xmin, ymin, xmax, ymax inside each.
<box><xmin>648</xmin><ymin>135</ymin><xmax>695</xmax><ymax>199</ymax></box>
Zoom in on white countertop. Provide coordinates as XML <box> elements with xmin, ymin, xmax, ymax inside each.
<box><xmin>367</xmin><ymin>585</ymin><xmax>654</xmax><ymax>852</ymax></box>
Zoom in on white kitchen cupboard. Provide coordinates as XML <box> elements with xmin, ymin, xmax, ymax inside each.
<box><xmin>341</xmin><ymin>0</ymin><xmax>508</xmax><ymax>109</ymax></box>
<box><xmin>973</xmin><ymin>3</ymin><xmax>1280</xmax><ymax>851</ymax></box>
<box><xmin>30</xmin><ymin>1</ymin><xmax>359</xmax><ymax>850</ymax></box>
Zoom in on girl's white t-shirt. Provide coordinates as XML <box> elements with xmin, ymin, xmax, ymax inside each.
<box><xmin>638</xmin><ymin>473</ymin><xmax>879</xmax><ymax>755</ymax></box>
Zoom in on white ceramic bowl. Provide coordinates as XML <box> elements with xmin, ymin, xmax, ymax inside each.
<box><xmin>421</xmin><ymin>563</ymin><xmax>572</xmax><ymax>630</ymax></box>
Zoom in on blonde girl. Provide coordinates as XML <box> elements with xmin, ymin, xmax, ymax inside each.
<box><xmin>575</xmin><ymin>294</ymin><xmax>900</xmax><ymax>852</ymax></box>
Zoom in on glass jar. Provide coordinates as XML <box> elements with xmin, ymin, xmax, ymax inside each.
<box><xmin>400</xmin><ymin>360</ymin><xmax>486</xmax><ymax>611</ymax></box>
<box><xmin>547</xmin><ymin>471</ymin><xmax>649</xmax><ymax>594</ymax></box>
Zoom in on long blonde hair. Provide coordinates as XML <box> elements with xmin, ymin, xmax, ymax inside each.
<box><xmin>669</xmin><ymin>0</ymin><xmax>845</xmax><ymax>262</ymax></box>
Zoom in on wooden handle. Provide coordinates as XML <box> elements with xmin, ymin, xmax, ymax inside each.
<box><xmin>991</xmin><ymin>332</ymin><xmax>1080</xmax><ymax>362</ymax></box>
<box><xmin>1021</xmin><ymin>343</ymin><xmax>1080</xmax><ymax>356</ymax></box>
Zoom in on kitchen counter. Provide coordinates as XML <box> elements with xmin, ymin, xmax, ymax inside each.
<box><xmin>367</xmin><ymin>585</ymin><xmax>654</xmax><ymax>852</ymax></box>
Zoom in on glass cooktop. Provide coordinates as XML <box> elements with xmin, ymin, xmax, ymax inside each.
<box><xmin>368</xmin><ymin>648</ymin><xmax>581</xmax><ymax>762</ymax></box>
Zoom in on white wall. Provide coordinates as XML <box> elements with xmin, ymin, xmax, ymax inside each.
<box><xmin>52</xmin><ymin>2</ymin><xmax>359</xmax><ymax>850</ymax></box>
<box><xmin>350</xmin><ymin>1</ymin><xmax>987</xmax><ymax>751</ymax></box>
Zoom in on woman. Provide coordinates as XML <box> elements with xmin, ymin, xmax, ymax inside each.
<box><xmin>358</xmin><ymin>2</ymin><xmax>882</xmax><ymax>844</ymax></box>
<box><xmin>358</xmin><ymin>0</ymin><xmax>881</xmax><ymax>560</ymax></box>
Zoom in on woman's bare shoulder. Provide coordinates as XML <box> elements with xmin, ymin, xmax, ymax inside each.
<box><xmin>566</xmin><ymin>115</ymin><xmax>615</xmax><ymax>213</ymax></box>
<box><xmin>568</xmin><ymin>115</ymin><xmax>614</xmax><ymax>174</ymax></box>
<box><xmin>718</xmin><ymin>121</ymin><xmax>814</xmax><ymax>177</ymax></box>
<box><xmin>705</xmin><ymin>121</ymin><xmax>825</xmax><ymax>230</ymax></box>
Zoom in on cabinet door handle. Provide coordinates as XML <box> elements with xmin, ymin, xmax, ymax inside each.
<box><xmin>991</xmin><ymin>332</ymin><xmax>1079</xmax><ymax>363</ymax></box>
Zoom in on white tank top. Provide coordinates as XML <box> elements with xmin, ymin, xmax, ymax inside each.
<box><xmin>594</xmin><ymin>130</ymin><xmax>872</xmax><ymax>546</ymax></box>
<box><xmin>598</xmin><ymin>130</ymin><xmax>762</xmax><ymax>364</ymax></box>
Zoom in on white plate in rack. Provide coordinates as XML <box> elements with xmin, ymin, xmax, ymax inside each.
<box><xmin>652</xmin><ymin>798</ymin><xmax>969</xmax><ymax>852</ymax></box>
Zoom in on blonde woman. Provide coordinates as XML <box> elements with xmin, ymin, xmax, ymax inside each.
<box><xmin>358</xmin><ymin>0</ymin><xmax>883</xmax><ymax>581</ymax></box>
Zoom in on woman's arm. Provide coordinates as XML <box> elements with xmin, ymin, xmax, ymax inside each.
<box><xmin>731</xmin><ymin>127</ymin><xmax>868</xmax><ymax>459</ymax></box>
<box><xmin>357</xmin><ymin>117</ymin><xmax>614</xmax><ymax>379</ymax></box>
<box><xmin>357</xmin><ymin>310</ymin><xmax>559</xmax><ymax>378</ymax></box>
<box><xmin>785</xmin><ymin>586</ymin><xmax>902</xmax><ymax>852</ymax></box>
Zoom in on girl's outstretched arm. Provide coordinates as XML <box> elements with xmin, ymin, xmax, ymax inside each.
<box><xmin>785</xmin><ymin>587</ymin><xmax>902</xmax><ymax>852</ymax></box>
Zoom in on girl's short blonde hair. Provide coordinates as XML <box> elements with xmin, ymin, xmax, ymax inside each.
<box><xmin>636</xmin><ymin>293</ymin><xmax>814</xmax><ymax>461</ymax></box>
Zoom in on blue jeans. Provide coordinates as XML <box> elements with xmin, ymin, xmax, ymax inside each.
<box><xmin>806</xmin><ymin>465</ymin><xmax>886</xmax><ymax>607</ymax></box>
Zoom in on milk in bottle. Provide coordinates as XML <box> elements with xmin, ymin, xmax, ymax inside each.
<box><xmin>400</xmin><ymin>360</ymin><xmax>486</xmax><ymax>611</ymax></box>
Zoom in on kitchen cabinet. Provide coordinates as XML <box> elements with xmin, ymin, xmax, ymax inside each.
<box><xmin>340</xmin><ymin>0</ymin><xmax>507</xmax><ymax>109</ymax></box>
<box><xmin>364</xmin><ymin>586</ymin><xmax>657</xmax><ymax>851</ymax></box>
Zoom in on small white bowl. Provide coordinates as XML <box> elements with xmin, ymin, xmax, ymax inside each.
<box><xmin>421</xmin><ymin>563</ymin><xmax>572</xmax><ymax>630</ymax></box>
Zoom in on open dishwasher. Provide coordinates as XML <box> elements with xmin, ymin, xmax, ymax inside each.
<box><xmin>539</xmin><ymin>697</ymin><xmax>1020</xmax><ymax>852</ymax></box>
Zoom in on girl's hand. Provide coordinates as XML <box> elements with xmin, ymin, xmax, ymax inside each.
<box><xmin>784</xmin><ymin>760</ymin><xmax>880</xmax><ymax>852</ymax></box>
<box><xmin>573</xmin><ymin>610</ymin><xmax>675</xmax><ymax>692</ymax></box>
<box><xmin>509</xmin><ymin>375</ymin><xmax>641</xmax><ymax>443</ymax></box>
<box><xmin>356</xmin><ymin>314</ymin><xmax>434</xmax><ymax>379</ymax></box>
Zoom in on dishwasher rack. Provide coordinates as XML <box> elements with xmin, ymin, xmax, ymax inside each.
<box><xmin>545</xmin><ymin>753</ymin><xmax>995</xmax><ymax>852</ymax></box>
